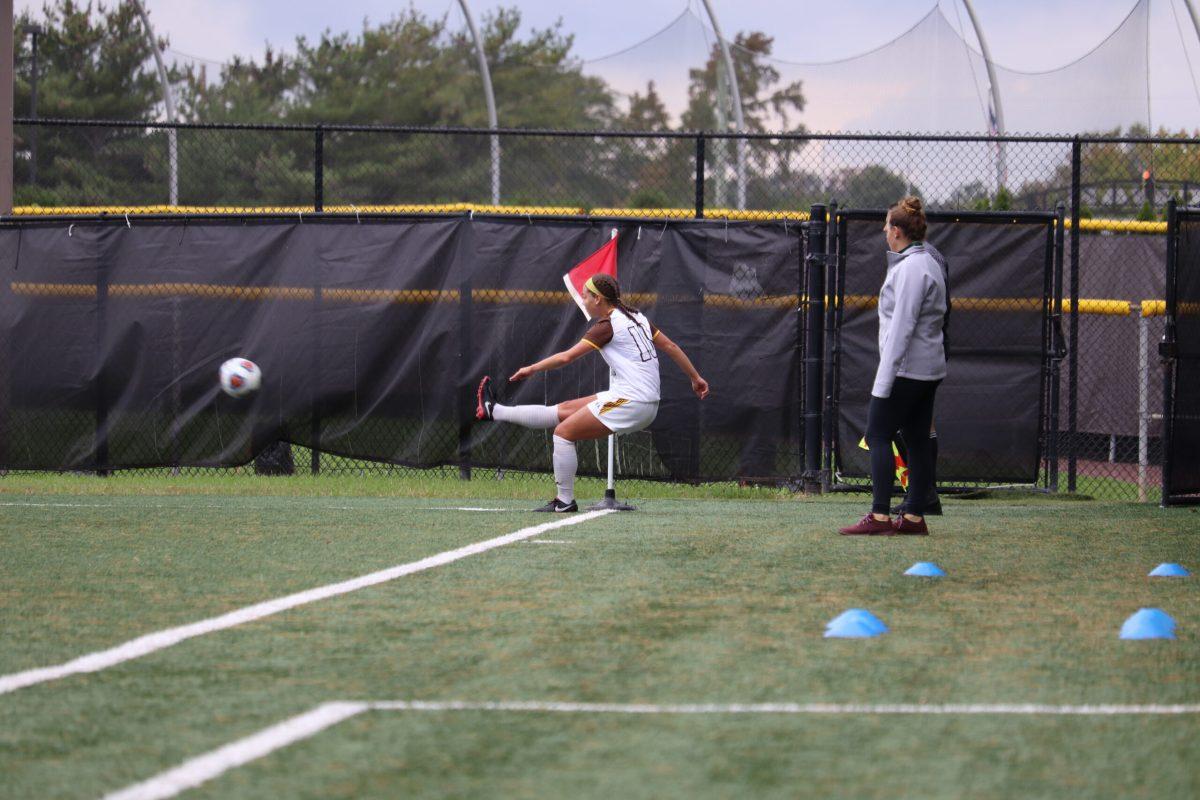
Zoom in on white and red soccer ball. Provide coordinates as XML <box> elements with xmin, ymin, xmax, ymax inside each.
<box><xmin>218</xmin><ymin>358</ymin><xmax>262</xmax><ymax>398</ymax></box>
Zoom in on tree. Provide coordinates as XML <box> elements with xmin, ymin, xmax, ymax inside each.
<box><xmin>826</xmin><ymin>165</ymin><xmax>915</xmax><ymax>209</ymax></box>
<box><xmin>12</xmin><ymin>0</ymin><xmax>182</xmax><ymax>206</ymax></box>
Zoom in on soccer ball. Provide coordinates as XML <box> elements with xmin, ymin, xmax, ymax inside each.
<box><xmin>218</xmin><ymin>358</ymin><xmax>262</xmax><ymax>398</ymax></box>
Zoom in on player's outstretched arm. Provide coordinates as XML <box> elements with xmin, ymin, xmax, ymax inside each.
<box><xmin>510</xmin><ymin>340</ymin><xmax>595</xmax><ymax>382</ymax></box>
<box><xmin>654</xmin><ymin>331</ymin><xmax>709</xmax><ymax>399</ymax></box>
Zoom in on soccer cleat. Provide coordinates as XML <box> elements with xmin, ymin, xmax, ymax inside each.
<box><xmin>892</xmin><ymin>515</ymin><xmax>930</xmax><ymax>535</ymax></box>
<box><xmin>891</xmin><ymin>497</ymin><xmax>942</xmax><ymax>516</ymax></box>
<box><xmin>838</xmin><ymin>514</ymin><xmax>895</xmax><ymax>536</ymax></box>
<box><xmin>534</xmin><ymin>498</ymin><xmax>578</xmax><ymax>513</ymax></box>
<box><xmin>475</xmin><ymin>375</ymin><xmax>497</xmax><ymax>420</ymax></box>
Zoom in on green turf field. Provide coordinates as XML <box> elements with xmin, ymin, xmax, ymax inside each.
<box><xmin>1</xmin><ymin>477</ymin><xmax>1197</xmax><ymax>799</ymax></box>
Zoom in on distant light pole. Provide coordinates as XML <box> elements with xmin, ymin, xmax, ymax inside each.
<box><xmin>960</xmin><ymin>0</ymin><xmax>1006</xmax><ymax>190</ymax></box>
<box><xmin>26</xmin><ymin>23</ymin><xmax>42</xmax><ymax>186</ymax></box>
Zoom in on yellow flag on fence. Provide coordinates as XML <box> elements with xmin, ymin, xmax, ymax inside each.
<box><xmin>858</xmin><ymin>437</ymin><xmax>909</xmax><ymax>489</ymax></box>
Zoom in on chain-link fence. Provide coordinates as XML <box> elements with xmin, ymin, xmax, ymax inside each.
<box><xmin>5</xmin><ymin>118</ymin><xmax>1197</xmax><ymax>500</ymax></box>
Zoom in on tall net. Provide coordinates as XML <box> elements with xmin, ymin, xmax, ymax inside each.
<box><xmin>581</xmin><ymin>1</ymin><xmax>1149</xmax><ymax>138</ymax></box>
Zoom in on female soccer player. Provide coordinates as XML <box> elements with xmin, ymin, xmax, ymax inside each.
<box><xmin>839</xmin><ymin>195</ymin><xmax>949</xmax><ymax>536</ymax></box>
<box><xmin>476</xmin><ymin>273</ymin><xmax>709</xmax><ymax>512</ymax></box>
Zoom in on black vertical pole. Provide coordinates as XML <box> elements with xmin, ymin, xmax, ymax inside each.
<box><xmin>458</xmin><ymin>277</ymin><xmax>473</xmax><ymax>481</ymax></box>
<box><xmin>1068</xmin><ymin>138</ymin><xmax>1081</xmax><ymax>492</ymax></box>
<box><xmin>1160</xmin><ymin>199</ymin><xmax>1178</xmax><ymax>505</ymax></box>
<box><xmin>821</xmin><ymin>202</ymin><xmax>838</xmax><ymax>490</ymax></box>
<box><xmin>802</xmin><ymin>204</ymin><xmax>826</xmax><ymax>494</ymax></box>
<box><xmin>95</xmin><ymin>237</ymin><xmax>110</xmax><ymax>476</ymax></box>
<box><xmin>310</xmin><ymin>126</ymin><xmax>324</xmax><ymax>474</ymax></box>
<box><xmin>314</xmin><ymin>125</ymin><xmax>324</xmax><ymax>213</ymax></box>
<box><xmin>1048</xmin><ymin>202</ymin><xmax>1065</xmax><ymax>492</ymax></box>
<box><xmin>694</xmin><ymin>136</ymin><xmax>705</xmax><ymax>220</ymax></box>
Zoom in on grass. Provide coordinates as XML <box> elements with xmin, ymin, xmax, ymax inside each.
<box><xmin>1</xmin><ymin>480</ymin><xmax>1198</xmax><ymax>798</ymax></box>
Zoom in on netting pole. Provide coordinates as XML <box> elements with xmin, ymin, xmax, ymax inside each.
<box><xmin>802</xmin><ymin>204</ymin><xmax>826</xmax><ymax>495</ymax></box>
<box><xmin>1068</xmin><ymin>138</ymin><xmax>1081</xmax><ymax>492</ymax></box>
<box><xmin>694</xmin><ymin>136</ymin><xmax>706</xmax><ymax>219</ymax></box>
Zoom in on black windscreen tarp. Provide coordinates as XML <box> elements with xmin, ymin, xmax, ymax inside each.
<box><xmin>0</xmin><ymin>216</ymin><xmax>802</xmax><ymax>481</ymax></box>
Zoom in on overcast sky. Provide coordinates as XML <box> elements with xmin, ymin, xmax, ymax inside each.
<box><xmin>15</xmin><ymin>0</ymin><xmax>1200</xmax><ymax>131</ymax></box>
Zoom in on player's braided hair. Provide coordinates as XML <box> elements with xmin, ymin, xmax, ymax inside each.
<box><xmin>587</xmin><ymin>274</ymin><xmax>645</xmax><ymax>330</ymax></box>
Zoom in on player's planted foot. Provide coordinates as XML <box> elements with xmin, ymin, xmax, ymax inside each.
<box><xmin>838</xmin><ymin>514</ymin><xmax>895</xmax><ymax>536</ymax></box>
<box><xmin>534</xmin><ymin>498</ymin><xmax>578</xmax><ymax>512</ymax></box>
<box><xmin>475</xmin><ymin>375</ymin><xmax>497</xmax><ymax>420</ymax></box>
<box><xmin>892</xmin><ymin>514</ymin><xmax>930</xmax><ymax>535</ymax></box>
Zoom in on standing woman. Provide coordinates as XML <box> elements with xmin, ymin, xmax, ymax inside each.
<box><xmin>476</xmin><ymin>273</ymin><xmax>709</xmax><ymax>512</ymax></box>
<box><xmin>839</xmin><ymin>196</ymin><xmax>949</xmax><ymax>536</ymax></box>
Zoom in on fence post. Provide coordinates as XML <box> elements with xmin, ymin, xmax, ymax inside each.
<box><xmin>821</xmin><ymin>202</ymin><xmax>839</xmax><ymax>490</ymax></box>
<box><xmin>802</xmin><ymin>203</ymin><xmax>826</xmax><ymax>494</ymax></box>
<box><xmin>694</xmin><ymin>136</ymin><xmax>705</xmax><ymax>220</ymax></box>
<box><xmin>458</xmin><ymin>277</ymin><xmax>473</xmax><ymax>481</ymax></box>
<box><xmin>95</xmin><ymin>238</ymin><xmax>110</xmax><ymax>476</ymax></box>
<box><xmin>1138</xmin><ymin>304</ymin><xmax>1149</xmax><ymax>502</ymax></box>
<box><xmin>1068</xmin><ymin>137</ymin><xmax>1081</xmax><ymax>492</ymax></box>
<box><xmin>314</xmin><ymin>125</ymin><xmax>324</xmax><ymax>213</ymax></box>
<box><xmin>1160</xmin><ymin>198</ymin><xmax>1178</xmax><ymax>505</ymax></box>
<box><xmin>1048</xmin><ymin>202</ymin><xmax>1065</xmax><ymax>491</ymax></box>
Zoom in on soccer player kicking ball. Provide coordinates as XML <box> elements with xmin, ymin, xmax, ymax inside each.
<box><xmin>476</xmin><ymin>273</ymin><xmax>709</xmax><ymax>512</ymax></box>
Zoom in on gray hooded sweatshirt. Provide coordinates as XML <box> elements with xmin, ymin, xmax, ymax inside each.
<box><xmin>872</xmin><ymin>241</ymin><xmax>949</xmax><ymax>398</ymax></box>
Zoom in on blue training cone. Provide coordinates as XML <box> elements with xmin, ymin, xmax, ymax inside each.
<box><xmin>904</xmin><ymin>561</ymin><xmax>946</xmax><ymax>577</ymax></box>
<box><xmin>1149</xmin><ymin>563</ymin><xmax>1190</xmax><ymax>577</ymax></box>
<box><xmin>825</xmin><ymin>608</ymin><xmax>888</xmax><ymax>638</ymax></box>
<box><xmin>1119</xmin><ymin>608</ymin><xmax>1177</xmax><ymax>640</ymax></box>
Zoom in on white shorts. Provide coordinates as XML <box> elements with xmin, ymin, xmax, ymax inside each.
<box><xmin>587</xmin><ymin>390</ymin><xmax>658</xmax><ymax>434</ymax></box>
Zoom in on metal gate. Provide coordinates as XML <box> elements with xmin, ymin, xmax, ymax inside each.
<box><xmin>826</xmin><ymin>209</ymin><xmax>1063</xmax><ymax>490</ymax></box>
<box><xmin>1161</xmin><ymin>201</ymin><xmax>1200</xmax><ymax>505</ymax></box>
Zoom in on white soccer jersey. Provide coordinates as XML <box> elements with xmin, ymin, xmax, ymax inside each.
<box><xmin>581</xmin><ymin>308</ymin><xmax>661</xmax><ymax>402</ymax></box>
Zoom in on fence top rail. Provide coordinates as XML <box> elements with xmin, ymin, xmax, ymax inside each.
<box><xmin>837</xmin><ymin>208</ymin><xmax>1058</xmax><ymax>224</ymax></box>
<box><xmin>12</xmin><ymin>116</ymin><xmax>1200</xmax><ymax>146</ymax></box>
<box><xmin>0</xmin><ymin>210</ymin><xmax>801</xmax><ymax>229</ymax></box>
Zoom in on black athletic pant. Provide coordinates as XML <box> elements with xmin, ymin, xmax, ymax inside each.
<box><xmin>866</xmin><ymin>377</ymin><xmax>941</xmax><ymax>515</ymax></box>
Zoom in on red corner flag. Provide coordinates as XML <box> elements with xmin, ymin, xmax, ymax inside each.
<box><xmin>562</xmin><ymin>235</ymin><xmax>618</xmax><ymax>319</ymax></box>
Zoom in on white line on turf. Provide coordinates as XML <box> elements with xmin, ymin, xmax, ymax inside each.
<box><xmin>103</xmin><ymin>702</ymin><xmax>368</xmax><ymax>800</ymax></box>
<box><xmin>105</xmin><ymin>699</ymin><xmax>1200</xmax><ymax>800</ymax></box>
<box><xmin>0</xmin><ymin>510</ymin><xmax>614</xmax><ymax>696</ymax></box>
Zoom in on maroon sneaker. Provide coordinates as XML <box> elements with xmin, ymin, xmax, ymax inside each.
<box><xmin>838</xmin><ymin>514</ymin><xmax>895</xmax><ymax>536</ymax></box>
<box><xmin>892</xmin><ymin>515</ymin><xmax>929</xmax><ymax>535</ymax></box>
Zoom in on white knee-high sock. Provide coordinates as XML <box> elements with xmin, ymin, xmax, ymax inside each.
<box><xmin>552</xmin><ymin>435</ymin><xmax>577</xmax><ymax>503</ymax></box>
<box><xmin>492</xmin><ymin>404</ymin><xmax>559</xmax><ymax>429</ymax></box>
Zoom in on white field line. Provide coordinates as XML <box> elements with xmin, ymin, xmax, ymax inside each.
<box><xmin>104</xmin><ymin>702</ymin><xmax>369</xmax><ymax>800</ymax></box>
<box><xmin>0</xmin><ymin>511</ymin><xmax>614</xmax><ymax>696</ymax></box>
<box><xmin>105</xmin><ymin>699</ymin><xmax>1200</xmax><ymax>800</ymax></box>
